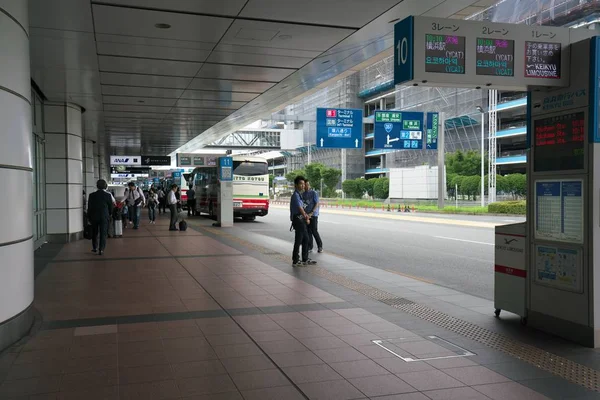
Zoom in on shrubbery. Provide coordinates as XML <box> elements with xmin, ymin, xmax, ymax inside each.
<box><xmin>488</xmin><ymin>200</ymin><xmax>526</xmax><ymax>214</ymax></box>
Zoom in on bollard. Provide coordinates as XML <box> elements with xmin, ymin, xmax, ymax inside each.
<box><xmin>412</xmin><ymin>205</ymin><xmax>416</xmax><ymax>213</ymax></box>
<box><xmin>387</xmin><ymin>204</ymin><xmax>391</xmax><ymax>212</ymax></box>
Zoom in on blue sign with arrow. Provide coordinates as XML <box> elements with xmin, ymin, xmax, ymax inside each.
<box><xmin>316</xmin><ymin>108</ymin><xmax>363</xmax><ymax>149</ymax></box>
<box><xmin>374</xmin><ymin>111</ymin><xmax>424</xmax><ymax>150</ymax></box>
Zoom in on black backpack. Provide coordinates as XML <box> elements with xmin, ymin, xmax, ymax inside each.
<box><xmin>179</xmin><ymin>220</ymin><xmax>188</xmax><ymax>231</ymax></box>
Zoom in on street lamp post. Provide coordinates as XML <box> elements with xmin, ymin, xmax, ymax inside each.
<box><xmin>476</xmin><ymin>106</ymin><xmax>485</xmax><ymax>208</ymax></box>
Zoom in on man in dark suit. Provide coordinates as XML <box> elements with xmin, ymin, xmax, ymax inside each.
<box><xmin>87</xmin><ymin>179</ymin><xmax>115</xmax><ymax>255</ymax></box>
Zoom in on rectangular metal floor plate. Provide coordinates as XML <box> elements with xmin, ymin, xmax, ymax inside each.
<box><xmin>372</xmin><ymin>336</ymin><xmax>476</xmax><ymax>362</ymax></box>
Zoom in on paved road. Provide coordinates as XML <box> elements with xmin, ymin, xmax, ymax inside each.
<box><xmin>235</xmin><ymin>206</ymin><xmax>525</xmax><ymax>300</ymax></box>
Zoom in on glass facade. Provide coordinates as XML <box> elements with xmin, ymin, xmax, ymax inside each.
<box><xmin>31</xmin><ymin>89</ymin><xmax>46</xmax><ymax>249</ymax></box>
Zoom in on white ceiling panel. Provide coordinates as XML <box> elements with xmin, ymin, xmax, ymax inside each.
<box><xmin>221</xmin><ymin>20</ymin><xmax>355</xmax><ymax>52</ymax></box>
<box><xmin>175</xmin><ymin>99</ymin><xmax>247</xmax><ymax>110</ymax></box>
<box><xmin>180</xmin><ymin>90</ymin><xmax>258</xmax><ymax>102</ymax></box>
<box><xmin>103</xmin><ymin>111</ymin><xmax>169</xmax><ymax>118</ymax></box>
<box><xmin>214</xmin><ymin>44</ymin><xmax>322</xmax><ymax>59</ymax></box>
<box><xmin>96</xmin><ymin>34</ymin><xmax>216</xmax><ymax>51</ymax></box>
<box><xmin>240</xmin><ymin>0</ymin><xmax>403</xmax><ymax>28</ymax></box>
<box><xmin>92</xmin><ymin>4</ymin><xmax>233</xmax><ymax>43</ymax></box>
<box><xmin>104</xmin><ymin>104</ymin><xmax>172</xmax><ymax>113</ymax></box>
<box><xmin>92</xmin><ymin>0</ymin><xmax>247</xmax><ymax>16</ymax></box>
<box><xmin>97</xmin><ymin>41</ymin><xmax>211</xmax><ymax>63</ymax></box>
<box><xmin>30</xmin><ymin>34</ymin><xmax>99</xmax><ymax>71</ymax></box>
<box><xmin>188</xmin><ymin>78</ymin><xmax>275</xmax><ymax>93</ymax></box>
<box><xmin>98</xmin><ymin>56</ymin><xmax>202</xmax><ymax>77</ymax></box>
<box><xmin>103</xmin><ymin>96</ymin><xmax>178</xmax><ymax>107</ymax></box>
<box><xmin>100</xmin><ymin>72</ymin><xmax>192</xmax><ymax>88</ymax></box>
<box><xmin>207</xmin><ymin>51</ymin><xmax>312</xmax><ymax>69</ymax></box>
<box><xmin>168</xmin><ymin>108</ymin><xmax>233</xmax><ymax>117</ymax></box>
<box><xmin>196</xmin><ymin>64</ymin><xmax>294</xmax><ymax>82</ymax></box>
<box><xmin>29</xmin><ymin>0</ymin><xmax>94</xmax><ymax>32</ymax></box>
<box><xmin>423</xmin><ymin>0</ymin><xmax>484</xmax><ymax>17</ymax></box>
<box><xmin>101</xmin><ymin>85</ymin><xmax>184</xmax><ymax>98</ymax></box>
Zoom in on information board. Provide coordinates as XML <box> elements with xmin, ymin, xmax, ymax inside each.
<box><xmin>425</xmin><ymin>34</ymin><xmax>465</xmax><ymax>74</ymax></box>
<box><xmin>219</xmin><ymin>157</ymin><xmax>233</xmax><ymax>181</ymax></box>
<box><xmin>177</xmin><ymin>153</ymin><xmax>220</xmax><ymax>168</ymax></box>
<box><xmin>316</xmin><ymin>108</ymin><xmax>363</xmax><ymax>149</ymax></box>
<box><xmin>394</xmin><ymin>16</ymin><xmax>572</xmax><ymax>90</ymax></box>
<box><xmin>426</xmin><ymin>112</ymin><xmax>439</xmax><ymax>150</ymax></box>
<box><xmin>533</xmin><ymin>111</ymin><xmax>585</xmax><ymax>172</ymax></box>
<box><xmin>525</xmin><ymin>41</ymin><xmax>561</xmax><ymax>79</ymax></box>
<box><xmin>535</xmin><ymin>245</ymin><xmax>582</xmax><ymax>292</ymax></box>
<box><xmin>374</xmin><ymin>111</ymin><xmax>424</xmax><ymax>150</ymax></box>
<box><xmin>476</xmin><ymin>38</ymin><xmax>514</xmax><ymax>76</ymax></box>
<box><xmin>535</xmin><ymin>179</ymin><xmax>583</xmax><ymax>243</ymax></box>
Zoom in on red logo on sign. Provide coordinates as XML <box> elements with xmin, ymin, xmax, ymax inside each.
<box><xmin>326</xmin><ymin>109</ymin><xmax>337</xmax><ymax>118</ymax></box>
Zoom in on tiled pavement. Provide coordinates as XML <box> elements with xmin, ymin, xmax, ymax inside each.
<box><xmin>0</xmin><ymin>215</ymin><xmax>598</xmax><ymax>399</ymax></box>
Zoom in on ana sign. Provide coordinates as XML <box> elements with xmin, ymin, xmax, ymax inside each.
<box><xmin>110</xmin><ymin>155</ymin><xmax>141</xmax><ymax>166</ymax></box>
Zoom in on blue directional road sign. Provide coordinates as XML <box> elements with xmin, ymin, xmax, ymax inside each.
<box><xmin>374</xmin><ymin>111</ymin><xmax>424</xmax><ymax>150</ymax></box>
<box><xmin>316</xmin><ymin>108</ymin><xmax>363</xmax><ymax>149</ymax></box>
<box><xmin>426</xmin><ymin>112</ymin><xmax>439</xmax><ymax>150</ymax></box>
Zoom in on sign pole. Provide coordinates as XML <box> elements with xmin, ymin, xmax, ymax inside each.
<box><xmin>437</xmin><ymin>112</ymin><xmax>445</xmax><ymax>209</ymax></box>
<box><xmin>341</xmin><ymin>149</ymin><xmax>346</xmax><ymax>199</ymax></box>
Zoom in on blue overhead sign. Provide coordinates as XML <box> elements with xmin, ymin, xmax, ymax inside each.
<box><xmin>394</xmin><ymin>16</ymin><xmax>414</xmax><ymax>85</ymax></box>
<box><xmin>219</xmin><ymin>157</ymin><xmax>233</xmax><ymax>182</ymax></box>
<box><xmin>316</xmin><ymin>108</ymin><xmax>363</xmax><ymax>149</ymax></box>
<box><xmin>374</xmin><ymin>111</ymin><xmax>424</xmax><ymax>150</ymax></box>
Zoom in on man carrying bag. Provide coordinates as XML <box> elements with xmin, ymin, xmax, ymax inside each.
<box><xmin>289</xmin><ymin>176</ymin><xmax>317</xmax><ymax>267</ymax></box>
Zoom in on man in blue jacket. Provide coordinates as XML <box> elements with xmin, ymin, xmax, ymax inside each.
<box><xmin>290</xmin><ymin>176</ymin><xmax>317</xmax><ymax>267</ymax></box>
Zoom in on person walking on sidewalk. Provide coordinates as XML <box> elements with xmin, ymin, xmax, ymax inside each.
<box><xmin>303</xmin><ymin>179</ymin><xmax>323</xmax><ymax>253</ymax></box>
<box><xmin>187</xmin><ymin>186</ymin><xmax>196</xmax><ymax>216</ymax></box>
<box><xmin>147</xmin><ymin>188</ymin><xmax>158</xmax><ymax>224</ymax></box>
<box><xmin>87</xmin><ymin>179</ymin><xmax>115</xmax><ymax>256</ymax></box>
<box><xmin>125</xmin><ymin>181</ymin><xmax>145</xmax><ymax>230</ymax></box>
<box><xmin>290</xmin><ymin>176</ymin><xmax>316</xmax><ymax>267</ymax></box>
<box><xmin>157</xmin><ymin>187</ymin><xmax>166</xmax><ymax>214</ymax></box>
<box><xmin>167</xmin><ymin>184</ymin><xmax>179</xmax><ymax>231</ymax></box>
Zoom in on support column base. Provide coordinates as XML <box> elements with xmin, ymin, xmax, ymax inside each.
<box><xmin>0</xmin><ymin>304</ymin><xmax>35</xmax><ymax>353</ymax></box>
<box><xmin>528</xmin><ymin>310</ymin><xmax>595</xmax><ymax>347</ymax></box>
<box><xmin>46</xmin><ymin>231</ymin><xmax>83</xmax><ymax>244</ymax></box>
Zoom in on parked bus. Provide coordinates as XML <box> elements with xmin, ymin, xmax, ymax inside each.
<box><xmin>165</xmin><ymin>170</ymin><xmax>192</xmax><ymax>208</ymax></box>
<box><xmin>189</xmin><ymin>156</ymin><xmax>269</xmax><ymax>220</ymax></box>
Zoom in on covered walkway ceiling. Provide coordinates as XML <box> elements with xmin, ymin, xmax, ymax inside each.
<box><xmin>28</xmin><ymin>0</ymin><xmax>497</xmax><ymax>156</ymax></box>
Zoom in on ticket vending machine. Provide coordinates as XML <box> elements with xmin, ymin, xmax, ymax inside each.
<box><xmin>526</xmin><ymin>37</ymin><xmax>600</xmax><ymax>347</ymax></box>
<box><xmin>214</xmin><ymin>157</ymin><xmax>233</xmax><ymax>228</ymax></box>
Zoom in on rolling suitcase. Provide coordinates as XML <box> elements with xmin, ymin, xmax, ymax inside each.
<box><xmin>114</xmin><ymin>219</ymin><xmax>123</xmax><ymax>237</ymax></box>
<box><xmin>179</xmin><ymin>220</ymin><xmax>188</xmax><ymax>231</ymax></box>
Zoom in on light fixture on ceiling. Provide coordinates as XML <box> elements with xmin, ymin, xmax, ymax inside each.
<box><xmin>155</xmin><ymin>23</ymin><xmax>171</xmax><ymax>29</ymax></box>
<box><xmin>137</xmin><ymin>100</ymin><xmax>145</xmax><ymax>103</ymax></box>
<box><xmin>279</xmin><ymin>34</ymin><xmax>292</xmax><ymax>40</ymax></box>
<box><xmin>281</xmin><ymin>85</ymin><xmax>288</xmax><ymax>89</ymax></box>
<box><xmin>388</xmin><ymin>18</ymin><xmax>400</xmax><ymax>24</ymax></box>
<box><xmin>322</xmin><ymin>60</ymin><xmax>330</xmax><ymax>64</ymax></box>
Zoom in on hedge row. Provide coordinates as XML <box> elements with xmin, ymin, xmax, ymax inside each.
<box><xmin>487</xmin><ymin>200</ymin><xmax>526</xmax><ymax>214</ymax></box>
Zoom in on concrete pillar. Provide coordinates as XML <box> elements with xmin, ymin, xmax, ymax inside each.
<box><xmin>44</xmin><ymin>102</ymin><xmax>84</xmax><ymax>243</ymax></box>
<box><xmin>0</xmin><ymin>0</ymin><xmax>35</xmax><ymax>351</ymax></box>
<box><xmin>83</xmin><ymin>140</ymin><xmax>95</xmax><ymax>207</ymax></box>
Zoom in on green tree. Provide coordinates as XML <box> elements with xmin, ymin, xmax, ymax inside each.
<box><xmin>321</xmin><ymin>166</ymin><xmax>342</xmax><ymax>196</ymax></box>
<box><xmin>362</xmin><ymin>178</ymin><xmax>375</xmax><ymax>197</ymax></box>
<box><xmin>373</xmin><ymin>177</ymin><xmax>390</xmax><ymax>199</ymax></box>
<box><xmin>285</xmin><ymin>169</ymin><xmax>305</xmax><ymax>184</ymax></box>
<box><xmin>496</xmin><ymin>174</ymin><xmax>509</xmax><ymax>194</ymax></box>
<box><xmin>304</xmin><ymin>163</ymin><xmax>324</xmax><ymax>187</ymax></box>
<box><xmin>461</xmin><ymin>175</ymin><xmax>481</xmax><ymax>200</ymax></box>
<box><xmin>342</xmin><ymin>179</ymin><xmax>361</xmax><ymax>198</ymax></box>
<box><xmin>505</xmin><ymin>174</ymin><xmax>526</xmax><ymax>199</ymax></box>
<box><xmin>446</xmin><ymin>150</ymin><xmax>488</xmax><ymax>176</ymax></box>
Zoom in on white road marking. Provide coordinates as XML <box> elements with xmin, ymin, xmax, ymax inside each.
<box><xmin>434</xmin><ymin>236</ymin><xmax>494</xmax><ymax>246</ymax></box>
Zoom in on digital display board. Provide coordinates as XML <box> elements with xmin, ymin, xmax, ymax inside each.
<box><xmin>525</xmin><ymin>41</ymin><xmax>561</xmax><ymax>79</ymax></box>
<box><xmin>476</xmin><ymin>38</ymin><xmax>514</xmax><ymax>76</ymax></box>
<box><xmin>425</xmin><ymin>34</ymin><xmax>465</xmax><ymax>74</ymax></box>
<box><xmin>534</xmin><ymin>111</ymin><xmax>585</xmax><ymax>172</ymax></box>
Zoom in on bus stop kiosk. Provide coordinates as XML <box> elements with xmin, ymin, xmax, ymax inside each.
<box><xmin>214</xmin><ymin>157</ymin><xmax>233</xmax><ymax>228</ymax></box>
<box><xmin>393</xmin><ymin>15</ymin><xmax>600</xmax><ymax>346</ymax></box>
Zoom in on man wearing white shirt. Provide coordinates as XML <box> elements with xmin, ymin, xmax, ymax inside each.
<box><xmin>167</xmin><ymin>184</ymin><xmax>179</xmax><ymax>231</ymax></box>
<box><xmin>125</xmin><ymin>181</ymin><xmax>145</xmax><ymax>230</ymax></box>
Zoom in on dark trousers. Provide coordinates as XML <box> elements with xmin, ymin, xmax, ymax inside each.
<box><xmin>292</xmin><ymin>218</ymin><xmax>309</xmax><ymax>263</ymax></box>
<box><xmin>187</xmin><ymin>199</ymin><xmax>196</xmax><ymax>216</ymax></box>
<box><xmin>159</xmin><ymin>198</ymin><xmax>166</xmax><ymax>213</ymax></box>
<box><xmin>308</xmin><ymin>216</ymin><xmax>323</xmax><ymax>250</ymax></box>
<box><xmin>169</xmin><ymin>204</ymin><xmax>178</xmax><ymax>230</ymax></box>
<box><xmin>91</xmin><ymin>218</ymin><xmax>109</xmax><ymax>251</ymax></box>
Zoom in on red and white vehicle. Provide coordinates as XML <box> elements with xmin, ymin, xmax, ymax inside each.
<box><xmin>189</xmin><ymin>156</ymin><xmax>269</xmax><ymax>221</ymax></box>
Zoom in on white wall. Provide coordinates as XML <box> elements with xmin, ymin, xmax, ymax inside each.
<box><xmin>389</xmin><ymin>165</ymin><xmax>446</xmax><ymax>200</ymax></box>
